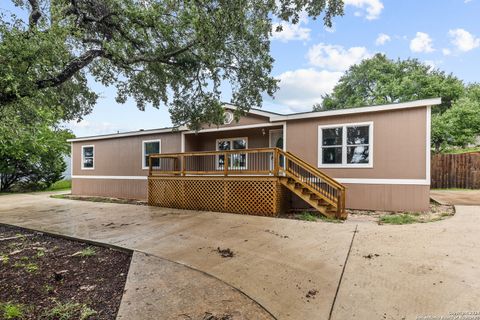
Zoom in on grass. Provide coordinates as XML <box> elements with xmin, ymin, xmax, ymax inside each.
<box><xmin>298</xmin><ymin>212</ymin><xmax>317</xmax><ymax>222</ymax></box>
<box><xmin>43</xmin><ymin>302</ymin><xmax>97</xmax><ymax>320</ymax></box>
<box><xmin>297</xmin><ymin>211</ymin><xmax>342</xmax><ymax>223</ymax></box>
<box><xmin>24</xmin><ymin>263</ymin><xmax>39</xmax><ymax>273</ymax></box>
<box><xmin>45</xmin><ymin>180</ymin><xmax>71</xmax><ymax>191</ymax></box>
<box><xmin>78</xmin><ymin>247</ymin><xmax>96</xmax><ymax>257</ymax></box>
<box><xmin>1</xmin><ymin>302</ymin><xmax>24</xmax><ymax>319</ymax></box>
<box><xmin>440</xmin><ymin>146</ymin><xmax>480</xmax><ymax>154</ymax></box>
<box><xmin>379</xmin><ymin>213</ymin><xmax>418</xmax><ymax>225</ymax></box>
<box><xmin>1</xmin><ymin>254</ymin><xmax>9</xmax><ymax>265</ymax></box>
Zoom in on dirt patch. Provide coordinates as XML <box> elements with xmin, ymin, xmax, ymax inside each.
<box><xmin>363</xmin><ymin>253</ymin><xmax>380</xmax><ymax>259</ymax></box>
<box><xmin>51</xmin><ymin>194</ymin><xmax>147</xmax><ymax>206</ymax></box>
<box><xmin>348</xmin><ymin>203</ymin><xmax>455</xmax><ymax>225</ymax></box>
<box><xmin>216</xmin><ymin>247</ymin><xmax>234</xmax><ymax>258</ymax></box>
<box><xmin>0</xmin><ymin>224</ymin><xmax>131</xmax><ymax>319</ymax></box>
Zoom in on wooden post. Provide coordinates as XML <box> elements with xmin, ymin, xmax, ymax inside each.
<box><xmin>273</xmin><ymin>149</ymin><xmax>279</xmax><ymax>176</ymax></box>
<box><xmin>224</xmin><ymin>152</ymin><xmax>229</xmax><ymax>176</ymax></box>
<box><xmin>181</xmin><ymin>155</ymin><xmax>185</xmax><ymax>176</ymax></box>
<box><xmin>149</xmin><ymin>156</ymin><xmax>152</xmax><ymax>176</ymax></box>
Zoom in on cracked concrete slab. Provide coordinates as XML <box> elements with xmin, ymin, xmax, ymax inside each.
<box><xmin>2</xmin><ymin>192</ymin><xmax>480</xmax><ymax>319</ymax></box>
<box><xmin>0</xmin><ymin>192</ymin><xmax>354</xmax><ymax>319</ymax></box>
<box><xmin>430</xmin><ymin>189</ymin><xmax>480</xmax><ymax>205</ymax></box>
<box><xmin>117</xmin><ymin>251</ymin><xmax>273</xmax><ymax>320</ymax></box>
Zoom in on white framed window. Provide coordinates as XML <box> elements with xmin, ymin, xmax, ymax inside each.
<box><xmin>216</xmin><ymin>137</ymin><xmax>248</xmax><ymax>170</ymax></box>
<box><xmin>318</xmin><ymin>122</ymin><xmax>373</xmax><ymax>168</ymax></box>
<box><xmin>81</xmin><ymin>145</ymin><xmax>95</xmax><ymax>170</ymax></box>
<box><xmin>142</xmin><ymin>139</ymin><xmax>161</xmax><ymax>169</ymax></box>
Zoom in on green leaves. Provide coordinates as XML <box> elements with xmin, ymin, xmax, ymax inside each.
<box><xmin>0</xmin><ymin>106</ymin><xmax>74</xmax><ymax>191</ymax></box>
<box><xmin>318</xmin><ymin>54</ymin><xmax>464</xmax><ymax>113</ymax></box>
<box><xmin>432</xmin><ymin>85</ymin><xmax>480</xmax><ymax>152</ymax></box>
<box><xmin>1</xmin><ymin>0</ymin><xmax>343</xmax><ymax>128</ymax></box>
<box><xmin>314</xmin><ymin>54</ymin><xmax>478</xmax><ymax>152</ymax></box>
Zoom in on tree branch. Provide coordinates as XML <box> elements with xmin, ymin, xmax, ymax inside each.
<box><xmin>28</xmin><ymin>0</ymin><xmax>42</xmax><ymax>29</ymax></box>
<box><xmin>37</xmin><ymin>49</ymin><xmax>105</xmax><ymax>89</ymax></box>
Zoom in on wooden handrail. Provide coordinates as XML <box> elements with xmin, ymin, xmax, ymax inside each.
<box><xmin>277</xmin><ymin>149</ymin><xmax>346</xmax><ymax>217</ymax></box>
<box><xmin>149</xmin><ymin>147</ymin><xmax>276</xmax><ymax>158</ymax></box>
<box><xmin>279</xmin><ymin>150</ymin><xmax>346</xmax><ymax>190</ymax></box>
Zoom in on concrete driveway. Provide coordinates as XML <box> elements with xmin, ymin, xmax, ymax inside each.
<box><xmin>1</xmin><ymin>192</ymin><xmax>480</xmax><ymax>319</ymax></box>
<box><xmin>431</xmin><ymin>189</ymin><xmax>480</xmax><ymax>205</ymax></box>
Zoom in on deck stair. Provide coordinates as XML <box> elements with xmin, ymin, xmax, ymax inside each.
<box><xmin>277</xmin><ymin>150</ymin><xmax>347</xmax><ymax>219</ymax></box>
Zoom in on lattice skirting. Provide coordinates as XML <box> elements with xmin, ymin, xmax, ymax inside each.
<box><xmin>148</xmin><ymin>176</ymin><xmax>289</xmax><ymax>216</ymax></box>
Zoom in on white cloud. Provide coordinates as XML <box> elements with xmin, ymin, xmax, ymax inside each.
<box><xmin>271</xmin><ymin>22</ymin><xmax>311</xmax><ymax>42</ymax></box>
<box><xmin>307</xmin><ymin>43</ymin><xmax>372</xmax><ymax>71</ymax></box>
<box><xmin>65</xmin><ymin>120</ymin><xmax>132</xmax><ymax>136</ymax></box>
<box><xmin>375</xmin><ymin>33</ymin><xmax>391</xmax><ymax>45</ymax></box>
<box><xmin>273</xmin><ymin>68</ymin><xmax>343</xmax><ymax>112</ymax></box>
<box><xmin>448</xmin><ymin>28</ymin><xmax>480</xmax><ymax>52</ymax></box>
<box><xmin>410</xmin><ymin>32</ymin><xmax>435</xmax><ymax>53</ymax></box>
<box><xmin>344</xmin><ymin>0</ymin><xmax>384</xmax><ymax>20</ymax></box>
<box><xmin>442</xmin><ymin>48</ymin><xmax>452</xmax><ymax>56</ymax></box>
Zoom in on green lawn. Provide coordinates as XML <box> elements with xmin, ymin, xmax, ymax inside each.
<box><xmin>440</xmin><ymin>146</ymin><xmax>480</xmax><ymax>154</ymax></box>
<box><xmin>45</xmin><ymin>180</ymin><xmax>71</xmax><ymax>191</ymax></box>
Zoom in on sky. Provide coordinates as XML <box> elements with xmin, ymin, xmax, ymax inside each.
<box><xmin>3</xmin><ymin>0</ymin><xmax>480</xmax><ymax>137</ymax></box>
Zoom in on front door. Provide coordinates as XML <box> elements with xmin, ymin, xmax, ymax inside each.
<box><xmin>269</xmin><ymin>129</ymin><xmax>284</xmax><ymax>170</ymax></box>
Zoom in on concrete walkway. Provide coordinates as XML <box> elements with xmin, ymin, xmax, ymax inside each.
<box><xmin>431</xmin><ymin>189</ymin><xmax>480</xmax><ymax>205</ymax></box>
<box><xmin>1</xmin><ymin>192</ymin><xmax>480</xmax><ymax>319</ymax></box>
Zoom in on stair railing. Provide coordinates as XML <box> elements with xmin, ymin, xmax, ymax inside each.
<box><xmin>276</xmin><ymin>148</ymin><xmax>346</xmax><ymax>218</ymax></box>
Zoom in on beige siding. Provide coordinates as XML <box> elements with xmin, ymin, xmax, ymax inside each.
<box><xmin>72</xmin><ymin>179</ymin><xmax>147</xmax><ymax>200</ymax></box>
<box><xmin>286</xmin><ymin>107</ymin><xmax>427</xmax><ymax>180</ymax></box>
<box><xmin>292</xmin><ymin>183</ymin><xmax>430</xmax><ymax>212</ymax></box>
<box><xmin>72</xmin><ymin>132</ymin><xmax>181</xmax><ymax>176</ymax></box>
<box><xmin>185</xmin><ymin>126</ymin><xmax>282</xmax><ymax>152</ymax></box>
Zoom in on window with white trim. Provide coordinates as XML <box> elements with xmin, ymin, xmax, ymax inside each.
<box><xmin>318</xmin><ymin>122</ymin><xmax>373</xmax><ymax>167</ymax></box>
<box><xmin>216</xmin><ymin>137</ymin><xmax>248</xmax><ymax>170</ymax></box>
<box><xmin>81</xmin><ymin>145</ymin><xmax>94</xmax><ymax>169</ymax></box>
<box><xmin>142</xmin><ymin>140</ymin><xmax>161</xmax><ymax>169</ymax></box>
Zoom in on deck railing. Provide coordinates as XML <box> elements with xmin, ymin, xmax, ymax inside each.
<box><xmin>148</xmin><ymin>147</ymin><xmax>346</xmax><ymax>217</ymax></box>
<box><xmin>278</xmin><ymin>149</ymin><xmax>346</xmax><ymax>216</ymax></box>
<box><xmin>148</xmin><ymin>147</ymin><xmax>278</xmax><ymax>176</ymax></box>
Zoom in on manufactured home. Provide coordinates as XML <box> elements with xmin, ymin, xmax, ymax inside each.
<box><xmin>69</xmin><ymin>98</ymin><xmax>440</xmax><ymax>218</ymax></box>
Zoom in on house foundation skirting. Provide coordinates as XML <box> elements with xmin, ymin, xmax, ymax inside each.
<box><xmin>148</xmin><ymin>176</ymin><xmax>289</xmax><ymax>216</ymax></box>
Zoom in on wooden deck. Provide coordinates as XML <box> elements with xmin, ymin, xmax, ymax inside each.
<box><xmin>148</xmin><ymin>148</ymin><xmax>347</xmax><ymax>219</ymax></box>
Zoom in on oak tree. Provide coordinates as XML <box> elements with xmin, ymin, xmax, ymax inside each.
<box><xmin>1</xmin><ymin>0</ymin><xmax>344</xmax><ymax>129</ymax></box>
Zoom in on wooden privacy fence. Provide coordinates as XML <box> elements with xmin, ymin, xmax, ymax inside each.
<box><xmin>431</xmin><ymin>152</ymin><xmax>480</xmax><ymax>189</ymax></box>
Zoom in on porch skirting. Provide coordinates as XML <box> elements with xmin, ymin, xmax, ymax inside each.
<box><xmin>148</xmin><ymin>176</ymin><xmax>289</xmax><ymax>216</ymax></box>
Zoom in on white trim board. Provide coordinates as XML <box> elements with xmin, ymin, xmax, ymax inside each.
<box><xmin>270</xmin><ymin>98</ymin><xmax>441</xmax><ymax>121</ymax></box>
<box><xmin>71</xmin><ymin>175</ymin><xmax>428</xmax><ymax>186</ymax></box>
<box><xmin>184</xmin><ymin>122</ymin><xmax>283</xmax><ymax>134</ymax></box>
<box><xmin>68</xmin><ymin>127</ymin><xmax>183</xmax><ymax>142</ymax></box>
<box><xmin>335</xmin><ymin>178</ymin><xmax>430</xmax><ymax>185</ymax></box>
<box><xmin>426</xmin><ymin>106</ymin><xmax>431</xmax><ymax>183</ymax></box>
<box><xmin>72</xmin><ymin>175</ymin><xmax>148</xmax><ymax>180</ymax></box>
